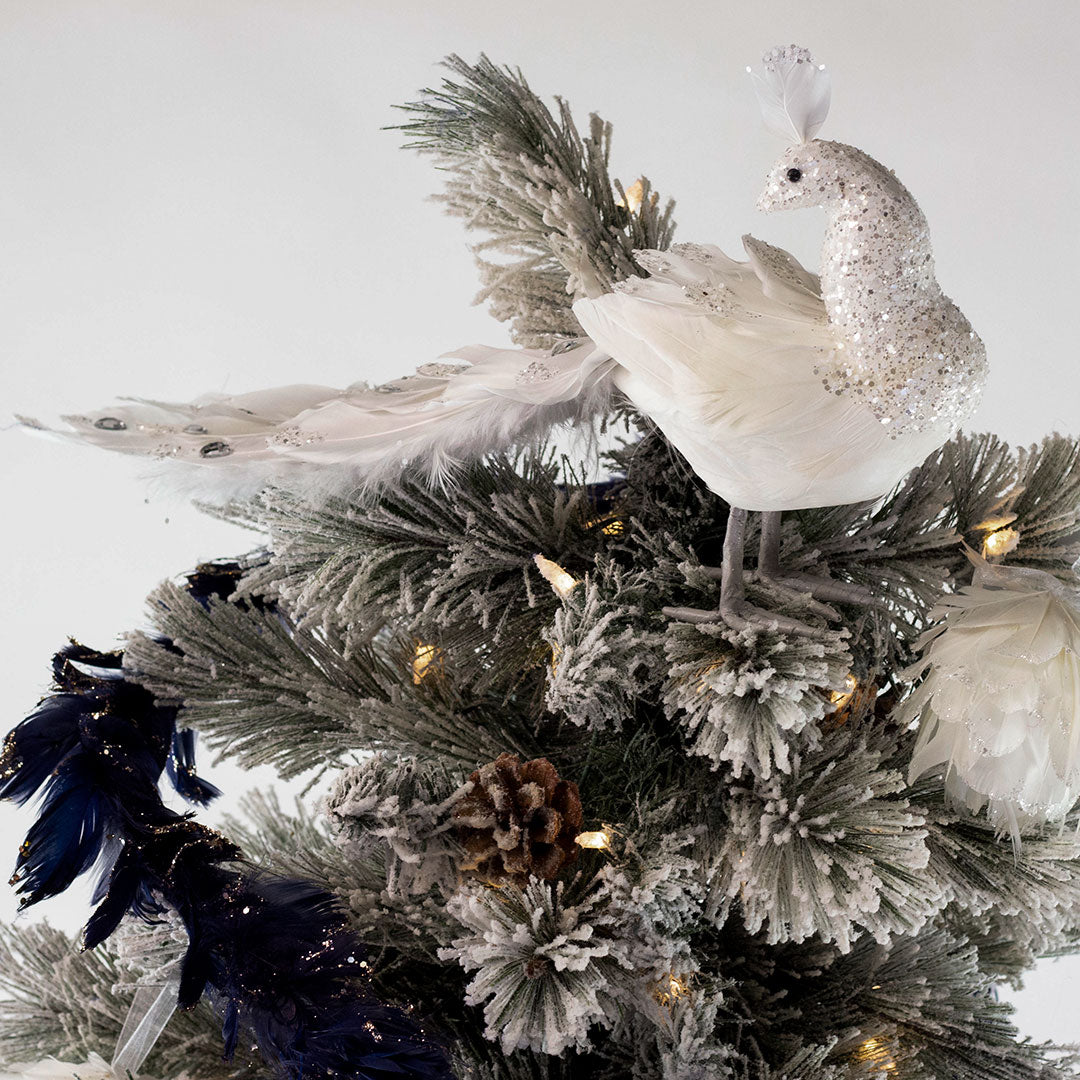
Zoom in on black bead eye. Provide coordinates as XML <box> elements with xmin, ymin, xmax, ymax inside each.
<box><xmin>786</xmin><ymin>167</ymin><xmax>803</xmax><ymax>183</ymax></box>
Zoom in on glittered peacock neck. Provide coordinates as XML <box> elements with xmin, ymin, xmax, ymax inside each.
<box><xmin>813</xmin><ymin>139</ymin><xmax>988</xmax><ymax>436</ymax></box>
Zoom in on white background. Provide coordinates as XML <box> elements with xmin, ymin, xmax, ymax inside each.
<box><xmin>1</xmin><ymin>0</ymin><xmax>1078</xmax><ymax>1048</ymax></box>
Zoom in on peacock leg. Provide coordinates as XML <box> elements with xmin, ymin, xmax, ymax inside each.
<box><xmin>663</xmin><ymin>508</ymin><xmax>822</xmax><ymax>635</ymax></box>
<box><xmin>757</xmin><ymin>510</ymin><xmax>873</xmax><ymax>607</ymax></box>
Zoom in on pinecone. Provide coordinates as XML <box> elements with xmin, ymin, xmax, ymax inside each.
<box><xmin>453</xmin><ymin>753</ymin><xmax>583</xmax><ymax>882</ymax></box>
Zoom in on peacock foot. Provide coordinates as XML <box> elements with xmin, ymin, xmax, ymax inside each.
<box><xmin>661</xmin><ymin>508</ymin><xmax>863</xmax><ymax>636</ymax></box>
<box><xmin>756</xmin><ymin>568</ymin><xmax>875</xmax><ymax>610</ymax></box>
<box><xmin>662</xmin><ymin>594</ymin><xmax>828</xmax><ymax>637</ymax></box>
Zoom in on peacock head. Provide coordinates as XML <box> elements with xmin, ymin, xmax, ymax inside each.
<box><xmin>749</xmin><ymin>45</ymin><xmax>836</xmax><ymax>214</ymax></box>
<box><xmin>758</xmin><ymin>138</ymin><xmax>915</xmax><ymax>217</ymax></box>
<box><xmin>756</xmin><ymin>141</ymin><xmax>845</xmax><ymax>213</ymax></box>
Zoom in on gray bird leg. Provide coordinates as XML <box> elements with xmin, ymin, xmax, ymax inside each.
<box><xmin>663</xmin><ymin>508</ymin><xmax>822</xmax><ymax>635</ymax></box>
<box><xmin>757</xmin><ymin>510</ymin><xmax>874</xmax><ymax>608</ymax></box>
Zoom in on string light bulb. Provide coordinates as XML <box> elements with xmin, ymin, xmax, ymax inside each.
<box><xmin>412</xmin><ymin>642</ymin><xmax>440</xmax><ymax>684</ymax></box>
<box><xmin>853</xmin><ymin>1036</ymin><xmax>897</xmax><ymax>1073</ymax></box>
<box><xmin>982</xmin><ymin>526</ymin><xmax>1020</xmax><ymax>559</ymax></box>
<box><xmin>586</xmin><ymin>516</ymin><xmax>626</xmax><ymax>537</ymax></box>
<box><xmin>533</xmin><ymin>554</ymin><xmax>579</xmax><ymax>598</ymax></box>
<box><xmin>615</xmin><ymin>178</ymin><xmax>645</xmax><ymax>214</ymax></box>
<box><xmin>575</xmin><ymin>830</ymin><xmax>611</xmax><ymax>850</ymax></box>
<box><xmin>829</xmin><ymin>673</ymin><xmax>858</xmax><ymax>711</ymax></box>
<box><xmin>653</xmin><ymin>972</ymin><xmax>691</xmax><ymax>1008</ymax></box>
<box><xmin>974</xmin><ymin>511</ymin><xmax>1020</xmax><ymax>561</ymax></box>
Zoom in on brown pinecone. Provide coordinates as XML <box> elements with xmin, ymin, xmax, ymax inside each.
<box><xmin>453</xmin><ymin>753</ymin><xmax>583</xmax><ymax>882</ymax></box>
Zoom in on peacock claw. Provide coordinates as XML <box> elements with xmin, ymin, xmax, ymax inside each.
<box><xmin>664</xmin><ymin>508</ymin><xmax>872</xmax><ymax>636</ymax></box>
<box><xmin>703</xmin><ymin>563</ymin><xmax>842</xmax><ymax>620</ymax></box>
<box><xmin>662</xmin><ymin>598</ymin><xmax>828</xmax><ymax>638</ymax></box>
<box><xmin>761</xmin><ymin>568</ymin><xmax>872</xmax><ymax>607</ymax></box>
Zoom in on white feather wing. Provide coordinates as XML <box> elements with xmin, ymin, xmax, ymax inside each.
<box><xmin>573</xmin><ymin>240</ymin><xmax>947</xmax><ymax>511</ymax></box>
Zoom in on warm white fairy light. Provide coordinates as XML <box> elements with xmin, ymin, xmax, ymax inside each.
<box><xmin>575</xmin><ymin>830</ymin><xmax>610</xmax><ymax>850</ymax></box>
<box><xmin>533</xmin><ymin>554</ymin><xmax>579</xmax><ymax>598</ymax></box>
<box><xmin>614</xmin><ymin>178</ymin><xmax>645</xmax><ymax>214</ymax></box>
<box><xmin>412</xmin><ymin>643</ymin><xmax>440</xmax><ymax>684</ymax></box>
<box><xmin>982</xmin><ymin>526</ymin><xmax>1020</xmax><ymax>559</ymax></box>
<box><xmin>653</xmin><ymin>972</ymin><xmax>691</xmax><ymax>1008</ymax></box>
<box><xmin>974</xmin><ymin>510</ymin><xmax>1021</xmax><ymax>560</ymax></box>
<box><xmin>586</xmin><ymin>516</ymin><xmax>626</xmax><ymax>537</ymax></box>
<box><xmin>829</xmin><ymin>673</ymin><xmax>858</xmax><ymax>710</ymax></box>
<box><xmin>854</xmin><ymin>1036</ymin><xmax>897</xmax><ymax>1072</ymax></box>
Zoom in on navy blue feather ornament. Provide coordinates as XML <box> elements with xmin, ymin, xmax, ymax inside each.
<box><xmin>0</xmin><ymin>643</ymin><xmax>209</xmax><ymax>907</ymax></box>
<box><xmin>1</xmin><ymin>626</ymin><xmax>453</xmax><ymax>1080</ymax></box>
<box><xmin>184</xmin><ymin>557</ymin><xmax>272</xmax><ymax>612</ymax></box>
<box><xmin>167</xmin><ymin>727</ymin><xmax>221</xmax><ymax>806</ymax></box>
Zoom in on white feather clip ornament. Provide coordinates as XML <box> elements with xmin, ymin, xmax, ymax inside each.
<box><xmin>902</xmin><ymin>558</ymin><xmax>1080</xmax><ymax>846</ymax></box>
<box><xmin>748</xmin><ymin>45</ymin><xmax>832</xmax><ymax>143</ymax></box>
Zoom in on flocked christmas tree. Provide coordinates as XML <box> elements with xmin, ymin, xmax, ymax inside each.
<box><xmin>3</xmin><ymin>47</ymin><xmax>1080</xmax><ymax>1080</ymax></box>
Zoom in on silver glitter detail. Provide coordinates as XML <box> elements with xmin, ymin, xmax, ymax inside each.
<box><xmin>516</xmin><ymin>361</ymin><xmax>554</xmax><ymax>385</ymax></box>
<box><xmin>416</xmin><ymin>361</ymin><xmax>469</xmax><ymax>378</ymax></box>
<box><xmin>670</xmin><ymin>242</ymin><xmax>718</xmax><ymax>263</ymax></box>
<box><xmin>94</xmin><ymin>417</ymin><xmax>127</xmax><ymax>431</ymax></box>
<box><xmin>761</xmin><ymin>139</ymin><xmax>987</xmax><ymax>436</ymax></box>
<box><xmin>271</xmin><ymin>426</ymin><xmax>325</xmax><ymax>447</ymax></box>
<box><xmin>633</xmin><ymin>251</ymin><xmax>673</xmax><ymax>276</ymax></box>
<box><xmin>152</xmin><ymin>443</ymin><xmax>181</xmax><ymax>459</ymax></box>
<box><xmin>683</xmin><ymin>281</ymin><xmax>737</xmax><ymax>317</ymax></box>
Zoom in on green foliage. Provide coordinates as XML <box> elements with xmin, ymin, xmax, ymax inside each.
<box><xmin>799</xmin><ymin>927</ymin><xmax>1066</xmax><ymax>1080</ymax></box>
<box><xmin>543</xmin><ymin>556</ymin><xmax>666</xmax><ymax>731</ymax></box>
<box><xmin>126</xmin><ymin>576</ymin><xmax>530</xmax><ymax>778</ymax></box>
<box><xmin>0</xmin><ymin>923</ymin><xmax>238</xmax><ymax>1079</ymax></box>
<box><xmin>394</xmin><ymin>55</ymin><xmax>675</xmax><ymax>345</ymax></box>
<box><xmin>0</xmin><ymin>922</ymin><xmax>125</xmax><ymax>1068</ymax></box>
<box><xmin>713</xmin><ymin>728</ymin><xmax>939</xmax><ymax>952</ymax></box>
<box><xmin>664</xmin><ymin>604</ymin><xmax>851</xmax><ymax>781</ymax></box>
<box><xmin>232</xmin><ymin>453</ymin><xmax>615</xmax><ymax>696</ymax></box>
<box><xmin>99</xmin><ymin>424</ymin><xmax>1080</xmax><ymax>1078</ymax></box>
<box><xmin>108</xmin><ymin>425</ymin><xmax>1080</xmax><ymax>1079</ymax></box>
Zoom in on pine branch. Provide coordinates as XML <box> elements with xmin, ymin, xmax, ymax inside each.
<box><xmin>815</xmin><ymin>927</ymin><xmax>1071</xmax><ymax>1080</ymax></box>
<box><xmin>713</xmin><ymin>727</ymin><xmax>940</xmax><ymax>953</ymax></box>
<box><xmin>0</xmin><ymin>922</ymin><xmax>235</xmax><ymax>1079</ymax></box>
<box><xmin>393</xmin><ymin>54</ymin><xmax>675</xmax><ymax>345</ymax></box>
<box><xmin>125</xmin><ymin>579</ymin><xmax>526</xmax><ymax>778</ymax></box>
<box><xmin>227</xmin><ymin>452</ymin><xmax>620</xmax><ymax>701</ymax></box>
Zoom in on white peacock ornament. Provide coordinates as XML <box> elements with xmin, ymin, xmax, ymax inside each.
<box><xmin>28</xmin><ymin>46</ymin><xmax>988</xmax><ymax>634</ymax></box>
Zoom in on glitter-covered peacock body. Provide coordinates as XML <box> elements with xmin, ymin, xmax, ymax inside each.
<box><xmin>574</xmin><ymin>130</ymin><xmax>987</xmax><ymax>512</ymax></box>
